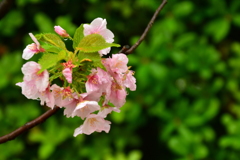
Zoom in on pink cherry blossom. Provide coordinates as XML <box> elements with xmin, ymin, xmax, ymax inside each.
<box><xmin>50</xmin><ymin>84</ymin><xmax>74</xmax><ymax>108</ymax></box>
<box><xmin>83</xmin><ymin>18</ymin><xmax>114</xmax><ymax>56</ymax></box>
<box><xmin>22</xmin><ymin>33</ymin><xmax>45</xmax><ymax>60</ymax></box>
<box><xmin>62</xmin><ymin>68</ymin><xmax>72</xmax><ymax>83</ymax></box>
<box><xmin>16</xmin><ymin>61</ymin><xmax>49</xmax><ymax>99</ymax></box>
<box><xmin>16</xmin><ymin>81</ymin><xmax>40</xmax><ymax>100</ymax></box>
<box><xmin>39</xmin><ymin>87</ymin><xmax>55</xmax><ymax>109</ymax></box>
<box><xmin>73</xmin><ymin>114</ymin><xmax>111</xmax><ymax>136</ymax></box>
<box><xmin>98</xmin><ymin>105</ymin><xmax>120</xmax><ymax>118</ymax></box>
<box><xmin>86</xmin><ymin>67</ymin><xmax>112</xmax><ymax>95</ymax></box>
<box><xmin>54</xmin><ymin>26</ymin><xmax>70</xmax><ymax>38</ymax></box>
<box><xmin>63</xmin><ymin>92</ymin><xmax>80</xmax><ymax>117</ymax></box>
<box><xmin>123</xmin><ymin>70</ymin><xmax>136</xmax><ymax>91</ymax></box>
<box><xmin>103</xmin><ymin>53</ymin><xmax>129</xmax><ymax>74</ymax></box>
<box><xmin>72</xmin><ymin>100</ymin><xmax>100</xmax><ymax>119</ymax></box>
<box><xmin>62</xmin><ymin>61</ymin><xmax>75</xmax><ymax>83</ymax></box>
<box><xmin>106</xmin><ymin>81</ymin><xmax>127</xmax><ymax>108</ymax></box>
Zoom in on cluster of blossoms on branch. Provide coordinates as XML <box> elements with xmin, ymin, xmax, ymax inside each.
<box><xmin>16</xmin><ymin>18</ymin><xmax>136</xmax><ymax>136</ymax></box>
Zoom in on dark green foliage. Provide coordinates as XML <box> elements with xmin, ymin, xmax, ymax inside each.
<box><xmin>0</xmin><ymin>0</ymin><xmax>240</xmax><ymax>159</ymax></box>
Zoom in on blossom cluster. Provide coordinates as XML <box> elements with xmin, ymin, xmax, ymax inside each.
<box><xmin>16</xmin><ymin>18</ymin><xmax>136</xmax><ymax>136</ymax></box>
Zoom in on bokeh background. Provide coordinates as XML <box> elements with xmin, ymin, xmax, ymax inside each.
<box><xmin>1</xmin><ymin>0</ymin><xmax>240</xmax><ymax>159</ymax></box>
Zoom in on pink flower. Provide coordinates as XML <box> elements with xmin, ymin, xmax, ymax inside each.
<box><xmin>73</xmin><ymin>114</ymin><xmax>111</xmax><ymax>136</ymax></box>
<box><xmin>50</xmin><ymin>84</ymin><xmax>74</xmax><ymax>108</ymax></box>
<box><xmin>86</xmin><ymin>67</ymin><xmax>112</xmax><ymax>96</ymax></box>
<box><xmin>72</xmin><ymin>100</ymin><xmax>100</xmax><ymax>119</ymax></box>
<box><xmin>62</xmin><ymin>61</ymin><xmax>75</xmax><ymax>83</ymax></box>
<box><xmin>103</xmin><ymin>53</ymin><xmax>129</xmax><ymax>74</ymax></box>
<box><xmin>16</xmin><ymin>61</ymin><xmax>49</xmax><ymax>99</ymax></box>
<box><xmin>39</xmin><ymin>87</ymin><xmax>55</xmax><ymax>109</ymax></box>
<box><xmin>62</xmin><ymin>68</ymin><xmax>72</xmax><ymax>83</ymax></box>
<box><xmin>63</xmin><ymin>93</ymin><xmax>80</xmax><ymax>117</ymax></box>
<box><xmin>98</xmin><ymin>105</ymin><xmax>120</xmax><ymax>118</ymax></box>
<box><xmin>106</xmin><ymin>81</ymin><xmax>127</xmax><ymax>108</ymax></box>
<box><xmin>54</xmin><ymin>26</ymin><xmax>70</xmax><ymax>38</ymax></box>
<box><xmin>123</xmin><ymin>70</ymin><xmax>136</xmax><ymax>91</ymax></box>
<box><xmin>83</xmin><ymin>18</ymin><xmax>114</xmax><ymax>56</ymax></box>
<box><xmin>22</xmin><ymin>33</ymin><xmax>45</xmax><ymax>60</ymax></box>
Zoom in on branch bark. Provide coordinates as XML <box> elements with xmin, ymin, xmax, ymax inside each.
<box><xmin>0</xmin><ymin>107</ymin><xmax>60</xmax><ymax>144</ymax></box>
<box><xmin>0</xmin><ymin>0</ymin><xmax>167</xmax><ymax>144</ymax></box>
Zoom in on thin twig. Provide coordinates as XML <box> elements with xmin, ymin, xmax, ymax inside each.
<box><xmin>0</xmin><ymin>107</ymin><xmax>60</xmax><ymax>144</ymax></box>
<box><xmin>123</xmin><ymin>0</ymin><xmax>167</xmax><ymax>55</ymax></box>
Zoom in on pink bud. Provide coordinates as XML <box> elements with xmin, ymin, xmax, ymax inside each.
<box><xmin>54</xmin><ymin>26</ymin><xmax>70</xmax><ymax>38</ymax></box>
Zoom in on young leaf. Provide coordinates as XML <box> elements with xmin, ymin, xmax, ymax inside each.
<box><xmin>42</xmin><ymin>44</ymin><xmax>63</xmax><ymax>54</ymax></box>
<box><xmin>37</xmin><ymin>33</ymin><xmax>66</xmax><ymax>49</ymax></box>
<box><xmin>38</xmin><ymin>50</ymin><xmax>66</xmax><ymax>72</ymax></box>
<box><xmin>76</xmin><ymin>34</ymin><xmax>120</xmax><ymax>53</ymax></box>
<box><xmin>73</xmin><ymin>24</ymin><xmax>84</xmax><ymax>49</ymax></box>
<box><xmin>78</xmin><ymin>52</ymin><xmax>105</xmax><ymax>69</ymax></box>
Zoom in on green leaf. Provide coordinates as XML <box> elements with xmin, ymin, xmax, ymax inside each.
<box><xmin>78</xmin><ymin>52</ymin><xmax>104</xmax><ymax>69</ymax></box>
<box><xmin>36</xmin><ymin>33</ymin><xmax>66</xmax><ymax>49</ymax></box>
<box><xmin>233</xmin><ymin>14</ymin><xmax>240</xmax><ymax>27</ymax></box>
<box><xmin>73</xmin><ymin>24</ymin><xmax>84</xmax><ymax>49</ymax></box>
<box><xmin>42</xmin><ymin>44</ymin><xmax>63</xmax><ymax>54</ymax></box>
<box><xmin>76</xmin><ymin>34</ymin><xmax>120</xmax><ymax>53</ymax></box>
<box><xmin>38</xmin><ymin>50</ymin><xmax>66</xmax><ymax>72</ymax></box>
<box><xmin>205</xmin><ymin>18</ymin><xmax>230</xmax><ymax>42</ymax></box>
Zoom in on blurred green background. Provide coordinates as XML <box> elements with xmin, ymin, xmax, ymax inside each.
<box><xmin>1</xmin><ymin>0</ymin><xmax>240</xmax><ymax>159</ymax></box>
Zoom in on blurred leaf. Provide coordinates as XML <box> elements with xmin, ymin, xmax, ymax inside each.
<box><xmin>39</xmin><ymin>143</ymin><xmax>55</xmax><ymax>159</ymax></box>
<box><xmin>168</xmin><ymin>136</ymin><xmax>189</xmax><ymax>155</ymax></box>
<box><xmin>232</xmin><ymin>14</ymin><xmax>240</xmax><ymax>27</ymax></box>
<box><xmin>193</xmin><ymin>144</ymin><xmax>208</xmax><ymax>159</ymax></box>
<box><xmin>149</xmin><ymin>62</ymin><xmax>168</xmax><ymax>80</ymax></box>
<box><xmin>172</xmin><ymin>1</ymin><xmax>194</xmax><ymax>17</ymax></box>
<box><xmin>205</xmin><ymin>18</ymin><xmax>230</xmax><ymax>42</ymax></box>
<box><xmin>128</xmin><ymin>150</ymin><xmax>142</xmax><ymax>160</ymax></box>
<box><xmin>0</xmin><ymin>10</ymin><xmax>24</xmax><ymax>36</ymax></box>
<box><xmin>34</xmin><ymin>12</ymin><xmax>54</xmax><ymax>32</ymax></box>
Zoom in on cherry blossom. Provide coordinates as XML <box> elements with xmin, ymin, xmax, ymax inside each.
<box><xmin>107</xmin><ymin>81</ymin><xmax>127</xmax><ymax>108</ymax></box>
<box><xmin>16</xmin><ymin>61</ymin><xmax>49</xmax><ymax>99</ymax></box>
<box><xmin>62</xmin><ymin>61</ymin><xmax>75</xmax><ymax>83</ymax></box>
<box><xmin>17</xmin><ymin>18</ymin><xmax>137</xmax><ymax>136</ymax></box>
<box><xmin>85</xmin><ymin>67</ymin><xmax>112</xmax><ymax>97</ymax></box>
<box><xmin>123</xmin><ymin>70</ymin><xmax>137</xmax><ymax>91</ymax></box>
<box><xmin>83</xmin><ymin>18</ymin><xmax>114</xmax><ymax>56</ymax></box>
<box><xmin>103</xmin><ymin>53</ymin><xmax>129</xmax><ymax>73</ymax></box>
<box><xmin>72</xmin><ymin>100</ymin><xmax>100</xmax><ymax>119</ymax></box>
<box><xmin>54</xmin><ymin>26</ymin><xmax>70</xmax><ymax>38</ymax></box>
<box><xmin>98</xmin><ymin>105</ymin><xmax>120</xmax><ymax>118</ymax></box>
<box><xmin>73</xmin><ymin>114</ymin><xmax>111</xmax><ymax>136</ymax></box>
<box><xmin>39</xmin><ymin>87</ymin><xmax>55</xmax><ymax>109</ymax></box>
<box><xmin>22</xmin><ymin>33</ymin><xmax>45</xmax><ymax>60</ymax></box>
<box><xmin>50</xmin><ymin>85</ymin><xmax>74</xmax><ymax>108</ymax></box>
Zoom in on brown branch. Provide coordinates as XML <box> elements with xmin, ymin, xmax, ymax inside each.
<box><xmin>0</xmin><ymin>107</ymin><xmax>60</xmax><ymax>144</ymax></box>
<box><xmin>0</xmin><ymin>0</ymin><xmax>15</xmax><ymax>20</ymax></box>
<box><xmin>122</xmin><ymin>0</ymin><xmax>168</xmax><ymax>55</ymax></box>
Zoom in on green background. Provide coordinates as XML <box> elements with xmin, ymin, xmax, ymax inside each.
<box><xmin>1</xmin><ymin>0</ymin><xmax>240</xmax><ymax>159</ymax></box>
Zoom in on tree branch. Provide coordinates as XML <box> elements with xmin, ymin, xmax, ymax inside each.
<box><xmin>0</xmin><ymin>0</ymin><xmax>167</xmax><ymax>144</ymax></box>
<box><xmin>0</xmin><ymin>107</ymin><xmax>60</xmax><ymax>144</ymax></box>
<box><xmin>122</xmin><ymin>0</ymin><xmax>168</xmax><ymax>55</ymax></box>
<box><xmin>0</xmin><ymin>0</ymin><xmax>15</xmax><ymax>20</ymax></box>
